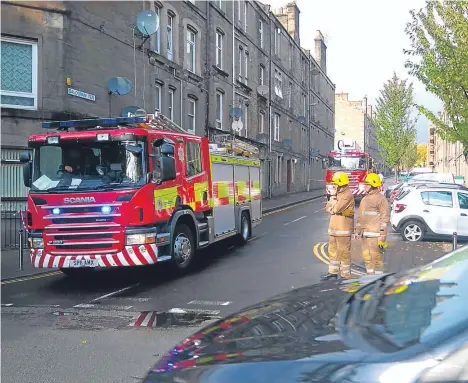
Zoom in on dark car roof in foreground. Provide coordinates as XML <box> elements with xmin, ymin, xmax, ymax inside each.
<box><xmin>144</xmin><ymin>247</ymin><xmax>468</xmax><ymax>383</ymax></box>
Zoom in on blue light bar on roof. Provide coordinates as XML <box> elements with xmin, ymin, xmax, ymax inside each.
<box><xmin>41</xmin><ymin>116</ymin><xmax>146</xmax><ymax>129</ymax></box>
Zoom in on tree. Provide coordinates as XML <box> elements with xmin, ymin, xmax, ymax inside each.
<box><xmin>401</xmin><ymin>141</ymin><xmax>419</xmax><ymax>170</ymax></box>
<box><xmin>416</xmin><ymin>143</ymin><xmax>427</xmax><ymax>166</ymax></box>
<box><xmin>404</xmin><ymin>1</ymin><xmax>468</xmax><ymax>149</ymax></box>
<box><xmin>373</xmin><ymin>73</ymin><xmax>418</xmax><ymax>176</ymax></box>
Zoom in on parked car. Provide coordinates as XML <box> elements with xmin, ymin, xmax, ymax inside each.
<box><xmin>143</xmin><ymin>246</ymin><xmax>468</xmax><ymax>383</ymax></box>
<box><xmin>391</xmin><ymin>183</ymin><xmax>468</xmax><ymax>242</ymax></box>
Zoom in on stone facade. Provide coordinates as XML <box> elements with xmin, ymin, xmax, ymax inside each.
<box><xmin>1</xmin><ymin>0</ymin><xmax>335</xmax><ymax>199</ymax></box>
<box><xmin>429</xmin><ymin>115</ymin><xmax>468</xmax><ymax>184</ymax></box>
<box><xmin>334</xmin><ymin>92</ymin><xmax>382</xmax><ymax>169</ymax></box>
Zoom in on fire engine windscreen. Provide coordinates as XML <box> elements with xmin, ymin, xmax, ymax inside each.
<box><xmin>30</xmin><ymin>141</ymin><xmax>146</xmax><ymax>192</ymax></box>
<box><xmin>328</xmin><ymin>155</ymin><xmax>367</xmax><ymax>171</ymax></box>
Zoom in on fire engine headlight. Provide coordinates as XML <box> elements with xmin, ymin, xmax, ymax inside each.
<box><xmin>126</xmin><ymin>233</ymin><xmax>156</xmax><ymax>245</ymax></box>
<box><xmin>52</xmin><ymin>208</ymin><xmax>61</xmax><ymax>215</ymax></box>
<box><xmin>29</xmin><ymin>238</ymin><xmax>44</xmax><ymax>249</ymax></box>
<box><xmin>101</xmin><ymin>206</ymin><xmax>112</xmax><ymax>214</ymax></box>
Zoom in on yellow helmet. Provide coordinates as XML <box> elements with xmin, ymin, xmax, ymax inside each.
<box><xmin>331</xmin><ymin>171</ymin><xmax>349</xmax><ymax>187</ymax></box>
<box><xmin>364</xmin><ymin>173</ymin><xmax>382</xmax><ymax>187</ymax></box>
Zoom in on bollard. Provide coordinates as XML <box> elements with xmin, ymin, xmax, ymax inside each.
<box><xmin>452</xmin><ymin>232</ymin><xmax>458</xmax><ymax>251</ymax></box>
<box><xmin>18</xmin><ymin>229</ymin><xmax>24</xmax><ymax>271</ymax></box>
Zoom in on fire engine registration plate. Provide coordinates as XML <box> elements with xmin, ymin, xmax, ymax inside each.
<box><xmin>69</xmin><ymin>259</ymin><xmax>99</xmax><ymax>268</ymax></box>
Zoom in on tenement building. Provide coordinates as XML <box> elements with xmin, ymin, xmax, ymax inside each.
<box><xmin>1</xmin><ymin>0</ymin><xmax>335</xmax><ymax>209</ymax></box>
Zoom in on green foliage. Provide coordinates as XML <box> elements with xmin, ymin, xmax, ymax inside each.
<box><xmin>405</xmin><ymin>1</ymin><xmax>468</xmax><ymax>148</ymax></box>
<box><xmin>373</xmin><ymin>73</ymin><xmax>418</xmax><ymax>169</ymax></box>
<box><xmin>401</xmin><ymin>142</ymin><xmax>418</xmax><ymax>170</ymax></box>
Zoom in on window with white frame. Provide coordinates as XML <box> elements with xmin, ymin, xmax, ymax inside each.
<box><xmin>259</xmin><ymin>112</ymin><xmax>265</xmax><ymax>134</ymax></box>
<box><xmin>168</xmin><ymin>89</ymin><xmax>174</xmax><ymax>121</ymax></box>
<box><xmin>187</xmin><ymin>29</ymin><xmax>196</xmax><ymax>72</ymax></box>
<box><xmin>291</xmin><ymin>160</ymin><xmax>295</xmax><ymax>183</ymax></box>
<box><xmin>243</xmin><ymin>103</ymin><xmax>248</xmax><ymax>137</ymax></box>
<box><xmin>244</xmin><ymin>1</ymin><xmax>248</xmax><ymax>32</ymax></box>
<box><xmin>244</xmin><ymin>51</ymin><xmax>249</xmax><ymax>81</ymax></box>
<box><xmin>274</xmin><ymin>113</ymin><xmax>280</xmax><ymax>141</ymax></box>
<box><xmin>238</xmin><ymin>47</ymin><xmax>243</xmax><ymax>81</ymax></box>
<box><xmin>274</xmin><ymin>27</ymin><xmax>280</xmax><ymax>55</ymax></box>
<box><xmin>274</xmin><ymin>69</ymin><xmax>282</xmax><ymax>98</ymax></box>
<box><xmin>215</xmin><ymin>0</ymin><xmax>222</xmax><ymax>8</ymax></box>
<box><xmin>167</xmin><ymin>14</ymin><xmax>174</xmax><ymax>61</ymax></box>
<box><xmin>303</xmin><ymin>94</ymin><xmax>307</xmax><ymax>117</ymax></box>
<box><xmin>258</xmin><ymin>19</ymin><xmax>263</xmax><ymax>48</ymax></box>
<box><xmin>154</xmin><ymin>7</ymin><xmax>161</xmax><ymax>53</ymax></box>
<box><xmin>259</xmin><ymin>65</ymin><xmax>264</xmax><ymax>85</ymax></box>
<box><xmin>187</xmin><ymin>98</ymin><xmax>196</xmax><ymax>133</ymax></box>
<box><xmin>155</xmin><ymin>84</ymin><xmax>161</xmax><ymax>112</ymax></box>
<box><xmin>276</xmin><ymin>156</ymin><xmax>282</xmax><ymax>183</ymax></box>
<box><xmin>216</xmin><ymin>91</ymin><xmax>223</xmax><ymax>129</ymax></box>
<box><xmin>215</xmin><ymin>31</ymin><xmax>223</xmax><ymax>69</ymax></box>
<box><xmin>1</xmin><ymin>37</ymin><xmax>38</xmax><ymax>109</ymax></box>
<box><xmin>288</xmin><ymin>81</ymin><xmax>292</xmax><ymax>107</ymax></box>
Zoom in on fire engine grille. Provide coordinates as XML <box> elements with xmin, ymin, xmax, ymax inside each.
<box><xmin>55</xmin><ymin>243</ymin><xmax>114</xmax><ymax>250</ymax></box>
<box><xmin>52</xmin><ymin>233</ymin><xmax>114</xmax><ymax>240</ymax></box>
<box><xmin>51</xmin><ymin>217</ymin><xmax>116</xmax><ymax>225</ymax></box>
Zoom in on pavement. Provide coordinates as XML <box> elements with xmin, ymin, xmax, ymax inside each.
<box><xmin>0</xmin><ymin>185</ymin><xmax>453</xmax><ymax>383</ymax></box>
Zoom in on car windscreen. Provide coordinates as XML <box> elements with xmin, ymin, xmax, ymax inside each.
<box><xmin>339</xmin><ymin>247</ymin><xmax>468</xmax><ymax>351</ymax></box>
<box><xmin>31</xmin><ymin>140</ymin><xmax>146</xmax><ymax>193</ymax></box>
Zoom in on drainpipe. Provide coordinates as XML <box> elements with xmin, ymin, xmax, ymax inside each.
<box><xmin>268</xmin><ymin>7</ymin><xmax>273</xmax><ymax>199</ymax></box>
<box><xmin>204</xmin><ymin>1</ymin><xmax>210</xmax><ymax>137</ymax></box>
<box><xmin>232</xmin><ymin>2</ymin><xmax>236</xmax><ymax>118</ymax></box>
<box><xmin>173</xmin><ymin>68</ymin><xmax>183</xmax><ymax>128</ymax></box>
<box><xmin>307</xmin><ymin>58</ymin><xmax>311</xmax><ymax>192</ymax></box>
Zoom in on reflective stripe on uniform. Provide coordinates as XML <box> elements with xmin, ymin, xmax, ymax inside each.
<box><xmin>363</xmin><ymin>211</ymin><xmax>379</xmax><ymax>216</ymax></box>
<box><xmin>363</xmin><ymin>232</ymin><xmax>380</xmax><ymax>237</ymax></box>
<box><xmin>328</xmin><ymin>229</ymin><xmax>352</xmax><ymax>235</ymax></box>
<box><xmin>375</xmin><ymin>270</ymin><xmax>384</xmax><ymax>275</ymax></box>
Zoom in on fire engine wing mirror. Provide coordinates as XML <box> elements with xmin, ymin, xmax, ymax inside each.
<box><xmin>19</xmin><ymin>151</ymin><xmax>31</xmax><ymax>163</ymax></box>
<box><xmin>161</xmin><ymin>143</ymin><xmax>174</xmax><ymax>156</ymax></box>
<box><xmin>160</xmin><ymin>156</ymin><xmax>176</xmax><ymax>182</ymax></box>
<box><xmin>23</xmin><ymin>163</ymin><xmax>32</xmax><ymax>188</ymax></box>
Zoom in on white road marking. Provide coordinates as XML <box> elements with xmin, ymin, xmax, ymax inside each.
<box><xmin>284</xmin><ymin>216</ymin><xmax>307</xmax><ymax>226</ymax></box>
<box><xmin>87</xmin><ymin>283</ymin><xmax>140</xmax><ymax>304</ymax></box>
<box><xmin>1</xmin><ymin>303</ymin><xmax>13</xmax><ymax>307</ymax></box>
<box><xmin>74</xmin><ymin>303</ymin><xmax>95</xmax><ymax>308</ymax></box>
<box><xmin>187</xmin><ymin>300</ymin><xmax>231</xmax><ymax>306</ymax></box>
<box><xmin>169</xmin><ymin>307</ymin><xmax>221</xmax><ymax>315</ymax></box>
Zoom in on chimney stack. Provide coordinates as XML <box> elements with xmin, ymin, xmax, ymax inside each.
<box><xmin>273</xmin><ymin>2</ymin><xmax>301</xmax><ymax>45</ymax></box>
<box><xmin>314</xmin><ymin>30</ymin><xmax>327</xmax><ymax>74</ymax></box>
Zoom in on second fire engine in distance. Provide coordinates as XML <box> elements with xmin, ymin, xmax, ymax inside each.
<box><xmin>20</xmin><ymin>114</ymin><xmax>262</xmax><ymax>277</ymax></box>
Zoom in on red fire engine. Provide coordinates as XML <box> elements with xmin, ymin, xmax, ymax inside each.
<box><xmin>19</xmin><ymin>114</ymin><xmax>262</xmax><ymax>276</ymax></box>
<box><xmin>324</xmin><ymin>139</ymin><xmax>374</xmax><ymax>200</ymax></box>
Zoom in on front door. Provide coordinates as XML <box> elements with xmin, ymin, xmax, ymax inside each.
<box><xmin>287</xmin><ymin>160</ymin><xmax>291</xmax><ymax>193</ymax></box>
<box><xmin>456</xmin><ymin>192</ymin><xmax>468</xmax><ymax>236</ymax></box>
<box><xmin>420</xmin><ymin>190</ymin><xmax>457</xmax><ymax>235</ymax></box>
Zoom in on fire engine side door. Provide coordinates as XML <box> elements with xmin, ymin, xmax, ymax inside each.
<box><xmin>183</xmin><ymin>137</ymin><xmax>209</xmax><ymax>212</ymax></box>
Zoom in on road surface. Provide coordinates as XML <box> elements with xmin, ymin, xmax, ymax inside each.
<box><xmin>1</xmin><ymin>193</ymin><xmax>448</xmax><ymax>383</ymax></box>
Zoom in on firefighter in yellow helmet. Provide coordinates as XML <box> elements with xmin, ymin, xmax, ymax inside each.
<box><xmin>322</xmin><ymin>171</ymin><xmax>355</xmax><ymax>280</ymax></box>
<box><xmin>354</xmin><ymin>173</ymin><xmax>390</xmax><ymax>275</ymax></box>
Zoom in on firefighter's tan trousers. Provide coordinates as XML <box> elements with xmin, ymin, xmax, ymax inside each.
<box><xmin>361</xmin><ymin>236</ymin><xmax>384</xmax><ymax>275</ymax></box>
<box><xmin>328</xmin><ymin>235</ymin><xmax>351</xmax><ymax>279</ymax></box>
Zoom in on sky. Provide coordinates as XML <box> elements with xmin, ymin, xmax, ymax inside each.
<box><xmin>265</xmin><ymin>0</ymin><xmax>443</xmax><ymax>143</ymax></box>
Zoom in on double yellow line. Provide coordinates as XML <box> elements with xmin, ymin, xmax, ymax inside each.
<box><xmin>313</xmin><ymin>242</ymin><xmax>366</xmax><ymax>277</ymax></box>
<box><xmin>1</xmin><ymin>271</ymin><xmax>62</xmax><ymax>285</ymax></box>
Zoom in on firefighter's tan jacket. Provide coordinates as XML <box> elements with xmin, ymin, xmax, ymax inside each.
<box><xmin>356</xmin><ymin>189</ymin><xmax>390</xmax><ymax>237</ymax></box>
<box><xmin>326</xmin><ymin>185</ymin><xmax>355</xmax><ymax>237</ymax></box>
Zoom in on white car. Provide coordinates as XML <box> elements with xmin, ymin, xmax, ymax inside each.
<box><xmin>391</xmin><ymin>183</ymin><xmax>468</xmax><ymax>242</ymax></box>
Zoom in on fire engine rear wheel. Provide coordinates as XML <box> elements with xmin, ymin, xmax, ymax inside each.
<box><xmin>172</xmin><ymin>224</ymin><xmax>195</xmax><ymax>270</ymax></box>
<box><xmin>237</xmin><ymin>212</ymin><xmax>251</xmax><ymax>246</ymax></box>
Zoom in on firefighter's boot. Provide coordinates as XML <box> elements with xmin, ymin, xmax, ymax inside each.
<box><xmin>321</xmin><ymin>272</ymin><xmax>339</xmax><ymax>280</ymax></box>
<box><xmin>322</xmin><ymin>236</ymin><xmax>340</xmax><ymax>280</ymax></box>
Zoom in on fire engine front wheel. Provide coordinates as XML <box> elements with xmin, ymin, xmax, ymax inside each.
<box><xmin>237</xmin><ymin>212</ymin><xmax>251</xmax><ymax>246</ymax></box>
<box><xmin>172</xmin><ymin>224</ymin><xmax>195</xmax><ymax>271</ymax></box>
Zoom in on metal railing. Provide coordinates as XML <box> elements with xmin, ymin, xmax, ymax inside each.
<box><xmin>1</xmin><ymin>200</ymin><xmax>28</xmax><ymax>250</ymax></box>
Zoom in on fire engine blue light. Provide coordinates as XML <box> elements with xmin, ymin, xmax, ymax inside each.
<box><xmin>101</xmin><ymin>206</ymin><xmax>112</xmax><ymax>214</ymax></box>
<box><xmin>41</xmin><ymin>116</ymin><xmax>146</xmax><ymax>130</ymax></box>
<box><xmin>52</xmin><ymin>208</ymin><xmax>61</xmax><ymax>215</ymax></box>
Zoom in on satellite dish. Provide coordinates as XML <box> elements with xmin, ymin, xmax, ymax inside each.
<box><xmin>121</xmin><ymin>105</ymin><xmax>147</xmax><ymax>117</ymax></box>
<box><xmin>230</xmin><ymin>107</ymin><xmax>243</xmax><ymax>119</ymax></box>
<box><xmin>136</xmin><ymin>10</ymin><xmax>159</xmax><ymax>36</ymax></box>
<box><xmin>232</xmin><ymin>119</ymin><xmax>243</xmax><ymax>133</ymax></box>
<box><xmin>107</xmin><ymin>77</ymin><xmax>132</xmax><ymax>95</ymax></box>
<box><xmin>297</xmin><ymin>116</ymin><xmax>307</xmax><ymax>125</ymax></box>
<box><xmin>257</xmin><ymin>85</ymin><xmax>269</xmax><ymax>96</ymax></box>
